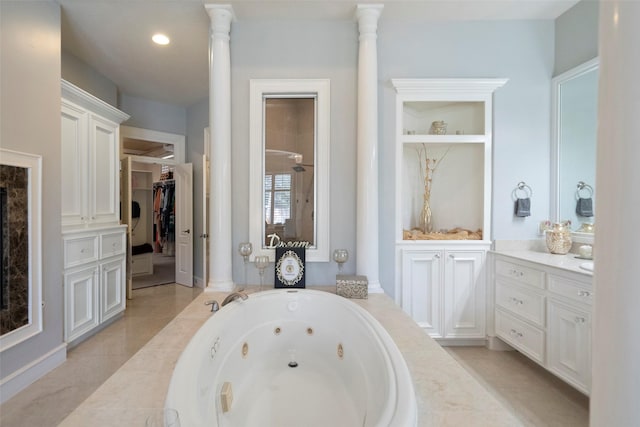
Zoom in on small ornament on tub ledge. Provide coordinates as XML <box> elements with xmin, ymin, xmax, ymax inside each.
<box><xmin>336</xmin><ymin>275</ymin><xmax>368</xmax><ymax>299</ymax></box>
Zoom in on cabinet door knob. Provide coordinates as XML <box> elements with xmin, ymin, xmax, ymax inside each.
<box><xmin>433</xmin><ymin>254</ymin><xmax>440</xmax><ymax>260</ymax></box>
<box><xmin>449</xmin><ymin>254</ymin><xmax>455</xmax><ymax>259</ymax></box>
<box><xmin>183</xmin><ymin>229</ymin><xmax>190</xmax><ymax>234</ymax></box>
<box><xmin>575</xmin><ymin>317</ymin><xmax>586</xmax><ymax>323</ymax></box>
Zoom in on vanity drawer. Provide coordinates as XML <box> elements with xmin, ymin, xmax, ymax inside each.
<box><xmin>496</xmin><ymin>309</ymin><xmax>545</xmax><ymax>365</ymax></box>
<box><xmin>496</xmin><ymin>280</ymin><xmax>546</xmax><ymax>327</ymax></box>
<box><xmin>495</xmin><ymin>259</ymin><xmax>546</xmax><ymax>289</ymax></box>
<box><xmin>548</xmin><ymin>275</ymin><xmax>593</xmax><ymax>306</ymax></box>
<box><xmin>64</xmin><ymin>235</ymin><xmax>98</xmax><ymax>268</ymax></box>
<box><xmin>100</xmin><ymin>231</ymin><xmax>125</xmax><ymax>259</ymax></box>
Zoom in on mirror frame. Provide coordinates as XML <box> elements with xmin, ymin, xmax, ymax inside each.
<box><xmin>0</xmin><ymin>149</ymin><xmax>42</xmax><ymax>351</ymax></box>
<box><xmin>249</xmin><ymin>79</ymin><xmax>330</xmax><ymax>262</ymax></box>
<box><xmin>551</xmin><ymin>57</ymin><xmax>598</xmax><ymax>244</ymax></box>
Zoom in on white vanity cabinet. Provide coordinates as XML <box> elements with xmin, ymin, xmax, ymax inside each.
<box><xmin>547</xmin><ymin>274</ymin><xmax>592</xmax><ymax>393</ymax></box>
<box><xmin>61</xmin><ymin>79</ymin><xmax>129</xmax><ymax>345</ymax></box>
<box><xmin>492</xmin><ymin>253</ymin><xmax>592</xmax><ymax>394</ymax></box>
<box><xmin>400</xmin><ymin>245</ymin><xmax>487</xmax><ymax>342</ymax></box>
<box><xmin>61</xmin><ymin>79</ymin><xmax>129</xmax><ymax>229</ymax></box>
<box><xmin>63</xmin><ymin>227</ymin><xmax>126</xmax><ymax>343</ymax></box>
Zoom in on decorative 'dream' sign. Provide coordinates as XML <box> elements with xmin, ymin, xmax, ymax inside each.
<box><xmin>266</xmin><ymin>233</ymin><xmax>310</xmax><ymax>249</ymax></box>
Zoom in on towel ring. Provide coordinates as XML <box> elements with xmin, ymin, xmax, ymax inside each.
<box><xmin>576</xmin><ymin>181</ymin><xmax>594</xmax><ymax>199</ymax></box>
<box><xmin>513</xmin><ymin>181</ymin><xmax>532</xmax><ymax>199</ymax></box>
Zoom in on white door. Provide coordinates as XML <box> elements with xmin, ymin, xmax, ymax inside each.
<box><xmin>175</xmin><ymin>163</ymin><xmax>193</xmax><ymax>286</ymax></box>
<box><xmin>202</xmin><ymin>154</ymin><xmax>210</xmax><ymax>287</ymax></box>
<box><xmin>444</xmin><ymin>250</ymin><xmax>485</xmax><ymax>338</ymax></box>
<box><xmin>547</xmin><ymin>299</ymin><xmax>591</xmax><ymax>392</ymax></box>
<box><xmin>202</xmin><ymin>128</ymin><xmax>211</xmax><ymax>288</ymax></box>
<box><xmin>100</xmin><ymin>257</ymin><xmax>126</xmax><ymax>322</ymax></box>
<box><xmin>120</xmin><ymin>157</ymin><xmax>133</xmax><ymax>299</ymax></box>
<box><xmin>401</xmin><ymin>249</ymin><xmax>443</xmax><ymax>338</ymax></box>
<box><xmin>90</xmin><ymin>115</ymin><xmax>120</xmax><ymax>225</ymax></box>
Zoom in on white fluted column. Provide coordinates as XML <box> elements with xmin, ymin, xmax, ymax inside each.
<box><xmin>591</xmin><ymin>1</ymin><xmax>640</xmax><ymax>424</ymax></box>
<box><xmin>355</xmin><ymin>4</ymin><xmax>383</xmax><ymax>293</ymax></box>
<box><xmin>205</xmin><ymin>5</ymin><xmax>235</xmax><ymax>291</ymax></box>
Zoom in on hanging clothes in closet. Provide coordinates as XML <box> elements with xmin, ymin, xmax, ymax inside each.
<box><xmin>153</xmin><ymin>180</ymin><xmax>175</xmax><ymax>255</ymax></box>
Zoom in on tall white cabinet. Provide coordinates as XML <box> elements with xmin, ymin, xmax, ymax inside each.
<box><xmin>393</xmin><ymin>79</ymin><xmax>506</xmax><ymax>343</ymax></box>
<box><xmin>61</xmin><ymin>80</ymin><xmax>129</xmax><ymax>344</ymax></box>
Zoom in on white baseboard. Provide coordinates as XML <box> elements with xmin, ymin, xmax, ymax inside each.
<box><xmin>437</xmin><ymin>338</ymin><xmax>488</xmax><ymax>347</ymax></box>
<box><xmin>193</xmin><ymin>276</ymin><xmax>205</xmax><ymax>289</ymax></box>
<box><xmin>367</xmin><ymin>280</ymin><xmax>384</xmax><ymax>294</ymax></box>
<box><xmin>487</xmin><ymin>335</ymin><xmax>515</xmax><ymax>351</ymax></box>
<box><xmin>0</xmin><ymin>343</ymin><xmax>67</xmax><ymax>404</ymax></box>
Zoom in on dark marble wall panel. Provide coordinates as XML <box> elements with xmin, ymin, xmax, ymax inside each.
<box><xmin>0</xmin><ymin>164</ymin><xmax>29</xmax><ymax>335</ymax></box>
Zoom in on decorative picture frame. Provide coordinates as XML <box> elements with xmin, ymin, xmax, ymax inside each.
<box><xmin>274</xmin><ymin>247</ymin><xmax>305</xmax><ymax>288</ymax></box>
<box><xmin>0</xmin><ymin>149</ymin><xmax>42</xmax><ymax>351</ymax></box>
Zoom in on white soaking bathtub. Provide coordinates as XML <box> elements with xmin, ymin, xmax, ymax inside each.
<box><xmin>165</xmin><ymin>289</ymin><xmax>417</xmax><ymax>427</ymax></box>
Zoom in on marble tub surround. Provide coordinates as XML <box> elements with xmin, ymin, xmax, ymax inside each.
<box><xmin>60</xmin><ymin>288</ymin><xmax>521</xmax><ymax>427</ymax></box>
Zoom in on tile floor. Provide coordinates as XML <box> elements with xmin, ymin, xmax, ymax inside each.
<box><xmin>446</xmin><ymin>346</ymin><xmax>589</xmax><ymax>427</ymax></box>
<box><xmin>1</xmin><ymin>285</ymin><xmax>589</xmax><ymax>427</ymax></box>
<box><xmin>0</xmin><ymin>284</ymin><xmax>202</xmax><ymax>427</ymax></box>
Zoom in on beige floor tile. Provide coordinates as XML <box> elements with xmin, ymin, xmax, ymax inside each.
<box><xmin>0</xmin><ymin>284</ymin><xmax>201</xmax><ymax>427</ymax></box>
<box><xmin>446</xmin><ymin>346</ymin><xmax>589</xmax><ymax>427</ymax></box>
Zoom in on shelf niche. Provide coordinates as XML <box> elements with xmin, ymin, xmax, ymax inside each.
<box><xmin>392</xmin><ymin>78</ymin><xmax>507</xmax><ymax>242</ymax></box>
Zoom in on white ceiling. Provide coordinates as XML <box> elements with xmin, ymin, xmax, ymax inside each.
<box><xmin>59</xmin><ymin>0</ymin><xmax>579</xmax><ymax>107</ymax></box>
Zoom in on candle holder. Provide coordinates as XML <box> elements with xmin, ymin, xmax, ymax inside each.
<box><xmin>254</xmin><ymin>255</ymin><xmax>270</xmax><ymax>291</ymax></box>
<box><xmin>238</xmin><ymin>242</ymin><xmax>252</xmax><ymax>289</ymax></box>
<box><xmin>333</xmin><ymin>249</ymin><xmax>349</xmax><ymax>273</ymax></box>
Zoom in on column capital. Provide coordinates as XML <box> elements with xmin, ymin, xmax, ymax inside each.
<box><xmin>205</xmin><ymin>4</ymin><xmax>236</xmax><ymax>39</ymax></box>
<box><xmin>355</xmin><ymin>4</ymin><xmax>383</xmax><ymax>39</ymax></box>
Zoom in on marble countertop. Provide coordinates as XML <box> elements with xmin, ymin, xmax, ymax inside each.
<box><xmin>60</xmin><ymin>288</ymin><xmax>522</xmax><ymax>427</ymax></box>
<box><xmin>490</xmin><ymin>249</ymin><xmax>593</xmax><ymax>277</ymax></box>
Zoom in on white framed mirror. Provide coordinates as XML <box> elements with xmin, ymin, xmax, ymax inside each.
<box><xmin>249</xmin><ymin>79</ymin><xmax>330</xmax><ymax>262</ymax></box>
<box><xmin>551</xmin><ymin>58</ymin><xmax>598</xmax><ymax>244</ymax></box>
<box><xmin>0</xmin><ymin>149</ymin><xmax>42</xmax><ymax>351</ymax></box>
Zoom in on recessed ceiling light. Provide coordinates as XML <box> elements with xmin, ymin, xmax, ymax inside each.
<box><xmin>152</xmin><ymin>34</ymin><xmax>170</xmax><ymax>45</ymax></box>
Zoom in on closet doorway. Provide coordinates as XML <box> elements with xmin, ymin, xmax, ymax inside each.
<box><xmin>121</xmin><ymin>127</ymin><xmax>193</xmax><ymax>299</ymax></box>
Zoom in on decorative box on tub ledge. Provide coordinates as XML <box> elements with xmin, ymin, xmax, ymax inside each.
<box><xmin>336</xmin><ymin>275</ymin><xmax>368</xmax><ymax>299</ymax></box>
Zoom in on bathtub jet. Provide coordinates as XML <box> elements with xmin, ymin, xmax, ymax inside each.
<box><xmin>166</xmin><ymin>289</ymin><xmax>417</xmax><ymax>426</ymax></box>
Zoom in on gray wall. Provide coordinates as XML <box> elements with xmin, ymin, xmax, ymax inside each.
<box><xmin>378</xmin><ymin>19</ymin><xmax>555</xmax><ymax>295</ymax></box>
<box><xmin>554</xmin><ymin>0</ymin><xmax>599</xmax><ymax>76</ymax></box>
<box><xmin>229</xmin><ymin>21</ymin><xmax>358</xmax><ymax>287</ymax></box>
<box><xmin>0</xmin><ymin>1</ymin><xmax>64</xmax><ymax>382</ymax></box>
<box><xmin>62</xmin><ymin>49</ymin><xmax>118</xmax><ymax>107</ymax></box>
<box><xmin>119</xmin><ymin>94</ymin><xmax>186</xmax><ymax>135</ymax></box>
<box><xmin>221</xmin><ymin>18</ymin><xmax>554</xmax><ymax>296</ymax></box>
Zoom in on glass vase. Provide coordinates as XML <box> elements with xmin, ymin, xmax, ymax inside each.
<box><xmin>419</xmin><ymin>198</ymin><xmax>433</xmax><ymax>233</ymax></box>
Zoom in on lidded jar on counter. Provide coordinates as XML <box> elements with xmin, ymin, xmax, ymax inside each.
<box><xmin>545</xmin><ymin>221</ymin><xmax>572</xmax><ymax>254</ymax></box>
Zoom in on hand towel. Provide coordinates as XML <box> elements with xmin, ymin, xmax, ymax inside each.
<box><xmin>515</xmin><ymin>198</ymin><xmax>531</xmax><ymax>217</ymax></box>
<box><xmin>576</xmin><ymin>197</ymin><xmax>593</xmax><ymax>217</ymax></box>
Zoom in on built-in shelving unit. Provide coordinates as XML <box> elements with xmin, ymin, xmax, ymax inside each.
<box><xmin>393</xmin><ymin>78</ymin><xmax>507</xmax><ymax>344</ymax></box>
<box><xmin>61</xmin><ymin>79</ymin><xmax>129</xmax><ymax>344</ymax></box>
